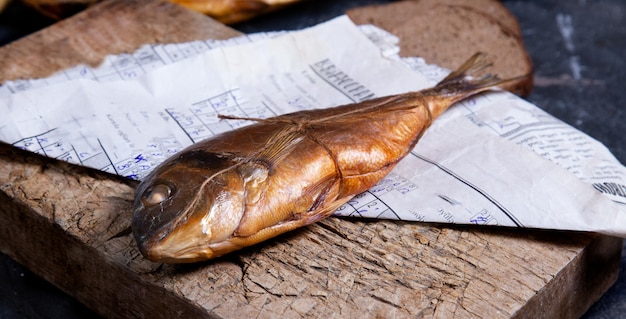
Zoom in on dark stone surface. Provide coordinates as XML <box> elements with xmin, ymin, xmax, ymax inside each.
<box><xmin>505</xmin><ymin>1</ymin><xmax>626</xmax><ymax>164</ymax></box>
<box><xmin>1</xmin><ymin>0</ymin><xmax>624</xmax><ymax>318</ymax></box>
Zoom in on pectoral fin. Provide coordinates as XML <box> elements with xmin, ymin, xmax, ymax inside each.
<box><xmin>302</xmin><ymin>195</ymin><xmax>353</xmax><ymax>225</ymax></box>
<box><xmin>255</xmin><ymin>126</ymin><xmax>305</xmax><ymax>166</ymax></box>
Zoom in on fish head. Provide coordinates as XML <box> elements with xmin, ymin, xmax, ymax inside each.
<box><xmin>131</xmin><ymin>150</ymin><xmax>264</xmax><ymax>263</ymax></box>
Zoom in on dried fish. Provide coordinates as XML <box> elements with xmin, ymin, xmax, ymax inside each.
<box><xmin>132</xmin><ymin>53</ymin><xmax>520</xmax><ymax>263</ymax></box>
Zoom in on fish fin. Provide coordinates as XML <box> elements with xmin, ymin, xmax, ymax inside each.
<box><xmin>254</xmin><ymin>126</ymin><xmax>305</xmax><ymax>165</ymax></box>
<box><xmin>218</xmin><ymin>114</ymin><xmax>305</xmax><ymax>166</ymax></box>
<box><xmin>440</xmin><ymin>52</ymin><xmax>493</xmax><ymax>84</ymax></box>
<box><xmin>303</xmin><ymin>195</ymin><xmax>353</xmax><ymax>225</ymax></box>
<box><xmin>295</xmin><ymin>171</ymin><xmax>351</xmax><ymax>226</ymax></box>
<box><xmin>436</xmin><ymin>52</ymin><xmax>529</xmax><ymax>94</ymax></box>
<box><xmin>426</xmin><ymin>52</ymin><xmax>530</xmax><ymax>118</ymax></box>
<box><xmin>294</xmin><ymin>171</ymin><xmax>340</xmax><ymax>213</ymax></box>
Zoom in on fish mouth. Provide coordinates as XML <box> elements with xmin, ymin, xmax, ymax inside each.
<box><xmin>148</xmin><ymin>247</ymin><xmax>214</xmax><ymax>264</ymax></box>
<box><xmin>139</xmin><ymin>234</ymin><xmax>215</xmax><ymax>264</ymax></box>
<box><xmin>136</xmin><ymin>225</ymin><xmax>245</xmax><ymax>263</ymax></box>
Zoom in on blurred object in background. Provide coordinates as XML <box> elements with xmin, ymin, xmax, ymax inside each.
<box><xmin>0</xmin><ymin>0</ymin><xmax>11</xmax><ymax>14</ymax></box>
<box><xmin>0</xmin><ymin>0</ymin><xmax>56</xmax><ymax>45</ymax></box>
<box><xmin>20</xmin><ymin>0</ymin><xmax>96</xmax><ymax>19</ymax></box>
<box><xmin>172</xmin><ymin>0</ymin><xmax>305</xmax><ymax>24</ymax></box>
<box><xmin>12</xmin><ymin>0</ymin><xmax>305</xmax><ymax>23</ymax></box>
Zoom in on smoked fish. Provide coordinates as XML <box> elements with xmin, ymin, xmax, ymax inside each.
<box><xmin>132</xmin><ymin>53</ymin><xmax>517</xmax><ymax>263</ymax></box>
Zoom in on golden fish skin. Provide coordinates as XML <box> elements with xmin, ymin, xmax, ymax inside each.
<box><xmin>132</xmin><ymin>53</ymin><xmax>518</xmax><ymax>263</ymax></box>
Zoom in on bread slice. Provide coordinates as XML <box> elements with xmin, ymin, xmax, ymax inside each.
<box><xmin>412</xmin><ymin>0</ymin><xmax>522</xmax><ymax>37</ymax></box>
<box><xmin>347</xmin><ymin>1</ymin><xmax>533</xmax><ymax>96</ymax></box>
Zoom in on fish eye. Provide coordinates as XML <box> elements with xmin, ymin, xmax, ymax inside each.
<box><xmin>142</xmin><ymin>183</ymin><xmax>173</xmax><ymax>206</ymax></box>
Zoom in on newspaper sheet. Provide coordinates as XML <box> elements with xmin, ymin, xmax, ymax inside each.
<box><xmin>1</xmin><ymin>16</ymin><xmax>625</xmax><ymax>236</ymax></box>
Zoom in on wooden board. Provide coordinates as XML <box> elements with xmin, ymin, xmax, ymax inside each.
<box><xmin>0</xmin><ymin>0</ymin><xmax>622</xmax><ymax>318</ymax></box>
<box><xmin>0</xmin><ymin>0</ymin><xmax>241</xmax><ymax>81</ymax></box>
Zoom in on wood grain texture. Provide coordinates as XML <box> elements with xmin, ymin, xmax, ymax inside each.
<box><xmin>0</xmin><ymin>0</ymin><xmax>242</xmax><ymax>82</ymax></box>
<box><xmin>0</xmin><ymin>0</ymin><xmax>622</xmax><ymax>318</ymax></box>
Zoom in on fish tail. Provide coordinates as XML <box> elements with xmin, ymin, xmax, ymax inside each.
<box><xmin>426</xmin><ymin>52</ymin><xmax>529</xmax><ymax>118</ymax></box>
<box><xmin>439</xmin><ymin>52</ymin><xmax>494</xmax><ymax>85</ymax></box>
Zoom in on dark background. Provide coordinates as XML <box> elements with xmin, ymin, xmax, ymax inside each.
<box><xmin>1</xmin><ymin>0</ymin><xmax>625</xmax><ymax>317</ymax></box>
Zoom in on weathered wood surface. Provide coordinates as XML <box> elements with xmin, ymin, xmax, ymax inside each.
<box><xmin>0</xmin><ymin>0</ymin><xmax>622</xmax><ymax>318</ymax></box>
<box><xmin>0</xmin><ymin>0</ymin><xmax>241</xmax><ymax>81</ymax></box>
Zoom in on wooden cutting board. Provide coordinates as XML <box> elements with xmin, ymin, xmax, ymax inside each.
<box><xmin>0</xmin><ymin>0</ymin><xmax>621</xmax><ymax>318</ymax></box>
